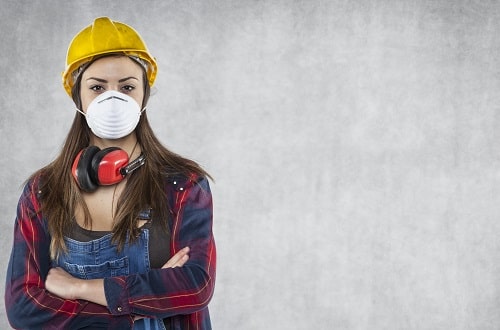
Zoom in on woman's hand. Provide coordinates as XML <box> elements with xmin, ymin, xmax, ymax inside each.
<box><xmin>162</xmin><ymin>246</ymin><xmax>190</xmax><ymax>268</ymax></box>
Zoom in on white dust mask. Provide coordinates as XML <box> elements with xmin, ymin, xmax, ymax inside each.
<box><xmin>78</xmin><ymin>91</ymin><xmax>144</xmax><ymax>140</ymax></box>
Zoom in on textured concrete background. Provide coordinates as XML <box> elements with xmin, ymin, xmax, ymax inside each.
<box><xmin>1</xmin><ymin>0</ymin><xmax>500</xmax><ymax>329</ymax></box>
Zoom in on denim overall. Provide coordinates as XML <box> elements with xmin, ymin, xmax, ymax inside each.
<box><xmin>53</xmin><ymin>228</ymin><xmax>166</xmax><ymax>330</ymax></box>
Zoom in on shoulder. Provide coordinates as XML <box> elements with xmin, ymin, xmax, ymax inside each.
<box><xmin>165</xmin><ymin>173</ymin><xmax>210</xmax><ymax>193</ymax></box>
<box><xmin>16</xmin><ymin>173</ymin><xmax>49</xmax><ymax>233</ymax></box>
<box><xmin>164</xmin><ymin>173</ymin><xmax>212</xmax><ymax>214</ymax></box>
<box><xmin>20</xmin><ymin>172</ymin><xmax>43</xmax><ymax>205</ymax></box>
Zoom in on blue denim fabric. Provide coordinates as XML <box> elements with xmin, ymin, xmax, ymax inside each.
<box><xmin>53</xmin><ymin>229</ymin><xmax>166</xmax><ymax>330</ymax></box>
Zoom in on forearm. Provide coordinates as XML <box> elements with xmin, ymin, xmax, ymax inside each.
<box><xmin>6</xmin><ymin>280</ymin><xmax>130</xmax><ymax>329</ymax></box>
<box><xmin>7</xmin><ymin>230</ymin><xmax>129</xmax><ymax>328</ymax></box>
<box><xmin>46</xmin><ymin>267</ymin><xmax>108</xmax><ymax>306</ymax></box>
<box><xmin>77</xmin><ymin>278</ymin><xmax>108</xmax><ymax>306</ymax></box>
<box><xmin>104</xmin><ymin>240</ymin><xmax>216</xmax><ymax>318</ymax></box>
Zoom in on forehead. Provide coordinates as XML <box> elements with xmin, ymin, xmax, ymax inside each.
<box><xmin>82</xmin><ymin>56</ymin><xmax>144</xmax><ymax>80</ymax></box>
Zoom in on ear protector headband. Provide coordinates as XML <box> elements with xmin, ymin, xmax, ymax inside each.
<box><xmin>72</xmin><ymin>146</ymin><xmax>146</xmax><ymax>192</ymax></box>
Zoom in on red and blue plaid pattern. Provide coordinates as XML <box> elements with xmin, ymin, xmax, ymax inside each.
<box><xmin>5</xmin><ymin>174</ymin><xmax>216</xmax><ymax>329</ymax></box>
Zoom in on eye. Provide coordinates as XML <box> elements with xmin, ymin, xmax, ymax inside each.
<box><xmin>121</xmin><ymin>85</ymin><xmax>135</xmax><ymax>93</ymax></box>
<box><xmin>90</xmin><ymin>85</ymin><xmax>104</xmax><ymax>92</ymax></box>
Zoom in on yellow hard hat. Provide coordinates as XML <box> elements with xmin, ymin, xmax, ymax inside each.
<box><xmin>62</xmin><ymin>17</ymin><xmax>158</xmax><ymax>96</ymax></box>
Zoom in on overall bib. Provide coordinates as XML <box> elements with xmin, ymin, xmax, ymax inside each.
<box><xmin>53</xmin><ymin>228</ymin><xmax>166</xmax><ymax>330</ymax></box>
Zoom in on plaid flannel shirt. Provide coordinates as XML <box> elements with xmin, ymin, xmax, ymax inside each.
<box><xmin>5</xmin><ymin>174</ymin><xmax>216</xmax><ymax>329</ymax></box>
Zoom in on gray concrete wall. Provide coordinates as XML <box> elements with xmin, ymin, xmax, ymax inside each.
<box><xmin>1</xmin><ymin>0</ymin><xmax>500</xmax><ymax>329</ymax></box>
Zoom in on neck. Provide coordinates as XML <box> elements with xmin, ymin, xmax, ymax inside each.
<box><xmin>90</xmin><ymin>133</ymin><xmax>142</xmax><ymax>159</ymax></box>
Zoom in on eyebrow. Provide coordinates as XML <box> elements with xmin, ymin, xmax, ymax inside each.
<box><xmin>86</xmin><ymin>76</ymin><xmax>139</xmax><ymax>83</ymax></box>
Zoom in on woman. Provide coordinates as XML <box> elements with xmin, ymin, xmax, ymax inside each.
<box><xmin>5</xmin><ymin>17</ymin><xmax>216</xmax><ymax>329</ymax></box>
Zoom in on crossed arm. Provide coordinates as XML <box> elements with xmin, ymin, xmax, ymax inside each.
<box><xmin>5</xmin><ymin>175</ymin><xmax>215</xmax><ymax>329</ymax></box>
<box><xmin>45</xmin><ymin>247</ymin><xmax>191</xmax><ymax>306</ymax></box>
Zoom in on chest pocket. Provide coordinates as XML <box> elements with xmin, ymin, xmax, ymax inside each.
<box><xmin>55</xmin><ymin>230</ymin><xmax>151</xmax><ymax>280</ymax></box>
<box><xmin>63</xmin><ymin>256</ymin><xmax>129</xmax><ymax>279</ymax></box>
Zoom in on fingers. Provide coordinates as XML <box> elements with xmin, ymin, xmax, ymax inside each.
<box><xmin>162</xmin><ymin>247</ymin><xmax>190</xmax><ymax>269</ymax></box>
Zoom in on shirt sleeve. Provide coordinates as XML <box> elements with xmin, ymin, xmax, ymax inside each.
<box><xmin>103</xmin><ymin>175</ymin><xmax>216</xmax><ymax>318</ymax></box>
<box><xmin>4</xmin><ymin>177</ymin><xmax>134</xmax><ymax>330</ymax></box>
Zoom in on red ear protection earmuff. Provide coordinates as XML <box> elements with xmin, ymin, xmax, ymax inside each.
<box><xmin>72</xmin><ymin>146</ymin><xmax>145</xmax><ymax>192</ymax></box>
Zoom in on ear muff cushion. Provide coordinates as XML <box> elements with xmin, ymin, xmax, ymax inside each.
<box><xmin>72</xmin><ymin>146</ymin><xmax>100</xmax><ymax>192</ymax></box>
<box><xmin>91</xmin><ymin>147</ymin><xmax>129</xmax><ymax>185</ymax></box>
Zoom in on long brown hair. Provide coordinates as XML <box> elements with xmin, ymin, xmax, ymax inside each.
<box><xmin>35</xmin><ymin>54</ymin><xmax>209</xmax><ymax>259</ymax></box>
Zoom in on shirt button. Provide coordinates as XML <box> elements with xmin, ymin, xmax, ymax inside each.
<box><xmin>117</xmin><ymin>306</ymin><xmax>123</xmax><ymax>312</ymax></box>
